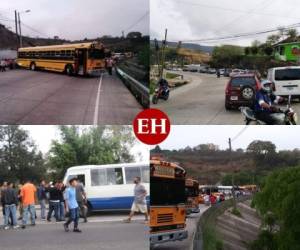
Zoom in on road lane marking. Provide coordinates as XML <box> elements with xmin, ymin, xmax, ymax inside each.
<box><xmin>93</xmin><ymin>74</ymin><xmax>103</xmax><ymax>125</ymax></box>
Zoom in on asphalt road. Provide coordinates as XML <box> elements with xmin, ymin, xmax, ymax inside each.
<box><xmin>0</xmin><ymin>69</ymin><xmax>142</xmax><ymax>125</ymax></box>
<box><xmin>154</xmin><ymin>71</ymin><xmax>300</xmax><ymax>125</ymax></box>
<box><xmin>152</xmin><ymin>204</ymin><xmax>209</xmax><ymax>250</ymax></box>
<box><xmin>0</xmin><ymin>211</ymin><xmax>148</xmax><ymax>250</ymax></box>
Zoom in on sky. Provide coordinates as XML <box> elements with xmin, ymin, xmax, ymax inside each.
<box><xmin>157</xmin><ymin>125</ymin><xmax>300</xmax><ymax>151</ymax></box>
<box><xmin>21</xmin><ymin>126</ymin><xmax>149</xmax><ymax>162</ymax></box>
<box><xmin>150</xmin><ymin>0</ymin><xmax>300</xmax><ymax>46</ymax></box>
<box><xmin>0</xmin><ymin>0</ymin><xmax>149</xmax><ymax>40</ymax></box>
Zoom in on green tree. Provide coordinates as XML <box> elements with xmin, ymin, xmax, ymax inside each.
<box><xmin>247</xmin><ymin>140</ymin><xmax>276</xmax><ymax>155</ymax></box>
<box><xmin>211</xmin><ymin>45</ymin><xmax>244</xmax><ymax>68</ymax></box>
<box><xmin>0</xmin><ymin>125</ymin><xmax>45</xmax><ymax>183</ymax></box>
<box><xmin>47</xmin><ymin>126</ymin><xmax>135</xmax><ymax>179</ymax></box>
<box><xmin>252</xmin><ymin>167</ymin><xmax>300</xmax><ymax>250</ymax></box>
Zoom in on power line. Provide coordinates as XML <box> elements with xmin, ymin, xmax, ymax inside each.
<box><xmin>172</xmin><ymin>0</ymin><xmax>300</xmax><ymax>20</ymax></box>
<box><xmin>231</xmin><ymin>126</ymin><xmax>249</xmax><ymax>143</ymax></box>
<box><xmin>123</xmin><ymin>11</ymin><xmax>149</xmax><ymax>32</ymax></box>
<box><xmin>21</xmin><ymin>21</ymin><xmax>49</xmax><ymax>37</ymax></box>
<box><xmin>168</xmin><ymin>22</ymin><xmax>300</xmax><ymax>43</ymax></box>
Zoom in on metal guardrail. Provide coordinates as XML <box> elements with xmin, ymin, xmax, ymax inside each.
<box><xmin>116</xmin><ymin>67</ymin><xmax>149</xmax><ymax>108</ymax></box>
<box><xmin>193</xmin><ymin>196</ymin><xmax>253</xmax><ymax>250</ymax></box>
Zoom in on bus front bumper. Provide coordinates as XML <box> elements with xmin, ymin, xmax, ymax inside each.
<box><xmin>150</xmin><ymin>229</ymin><xmax>188</xmax><ymax>245</ymax></box>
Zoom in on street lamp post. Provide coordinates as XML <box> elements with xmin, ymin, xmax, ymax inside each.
<box><xmin>16</xmin><ymin>9</ymin><xmax>31</xmax><ymax>48</ymax></box>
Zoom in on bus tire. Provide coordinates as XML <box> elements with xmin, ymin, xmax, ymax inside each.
<box><xmin>30</xmin><ymin>62</ymin><xmax>36</xmax><ymax>71</ymax></box>
<box><xmin>65</xmin><ymin>64</ymin><xmax>73</xmax><ymax>76</ymax></box>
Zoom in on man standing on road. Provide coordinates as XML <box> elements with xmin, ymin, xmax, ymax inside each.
<box><xmin>2</xmin><ymin>182</ymin><xmax>19</xmax><ymax>230</ymax></box>
<box><xmin>0</xmin><ymin>59</ymin><xmax>6</xmax><ymax>72</ymax></box>
<box><xmin>37</xmin><ymin>180</ymin><xmax>47</xmax><ymax>220</ymax></box>
<box><xmin>20</xmin><ymin>180</ymin><xmax>37</xmax><ymax>229</ymax></box>
<box><xmin>76</xmin><ymin>180</ymin><xmax>87</xmax><ymax>223</ymax></box>
<box><xmin>64</xmin><ymin>178</ymin><xmax>81</xmax><ymax>233</ymax></box>
<box><xmin>106</xmin><ymin>57</ymin><xmax>114</xmax><ymax>75</ymax></box>
<box><xmin>47</xmin><ymin>182</ymin><xmax>60</xmax><ymax>222</ymax></box>
<box><xmin>124</xmin><ymin>177</ymin><xmax>148</xmax><ymax>223</ymax></box>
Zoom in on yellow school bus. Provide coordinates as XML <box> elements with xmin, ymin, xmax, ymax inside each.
<box><xmin>150</xmin><ymin>157</ymin><xmax>188</xmax><ymax>247</ymax></box>
<box><xmin>185</xmin><ymin>178</ymin><xmax>200</xmax><ymax>214</ymax></box>
<box><xmin>17</xmin><ymin>42</ymin><xmax>109</xmax><ymax>76</ymax></box>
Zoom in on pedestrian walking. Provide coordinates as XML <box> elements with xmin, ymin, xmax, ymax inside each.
<box><xmin>37</xmin><ymin>180</ymin><xmax>47</xmax><ymax>220</ymax></box>
<box><xmin>124</xmin><ymin>177</ymin><xmax>148</xmax><ymax>223</ymax></box>
<box><xmin>20</xmin><ymin>180</ymin><xmax>37</xmax><ymax>229</ymax></box>
<box><xmin>106</xmin><ymin>57</ymin><xmax>114</xmax><ymax>75</ymax></box>
<box><xmin>46</xmin><ymin>182</ymin><xmax>60</xmax><ymax>222</ymax></box>
<box><xmin>76</xmin><ymin>180</ymin><xmax>87</xmax><ymax>223</ymax></box>
<box><xmin>0</xmin><ymin>59</ymin><xmax>6</xmax><ymax>72</ymax></box>
<box><xmin>2</xmin><ymin>182</ymin><xmax>19</xmax><ymax>230</ymax></box>
<box><xmin>64</xmin><ymin>178</ymin><xmax>81</xmax><ymax>233</ymax></box>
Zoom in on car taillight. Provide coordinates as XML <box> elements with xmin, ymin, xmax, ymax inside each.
<box><xmin>225</xmin><ymin>82</ymin><xmax>231</xmax><ymax>94</ymax></box>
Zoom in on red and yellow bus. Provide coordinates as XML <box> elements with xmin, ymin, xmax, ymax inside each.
<box><xmin>150</xmin><ymin>158</ymin><xmax>188</xmax><ymax>247</ymax></box>
<box><xmin>17</xmin><ymin>42</ymin><xmax>109</xmax><ymax>76</ymax></box>
<box><xmin>185</xmin><ymin>178</ymin><xmax>200</xmax><ymax>214</ymax></box>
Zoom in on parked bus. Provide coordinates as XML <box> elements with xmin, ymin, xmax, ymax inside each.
<box><xmin>63</xmin><ymin>163</ymin><xmax>149</xmax><ymax>212</ymax></box>
<box><xmin>185</xmin><ymin>178</ymin><xmax>200</xmax><ymax>214</ymax></box>
<box><xmin>150</xmin><ymin>158</ymin><xmax>188</xmax><ymax>247</ymax></box>
<box><xmin>17</xmin><ymin>42</ymin><xmax>110</xmax><ymax>76</ymax></box>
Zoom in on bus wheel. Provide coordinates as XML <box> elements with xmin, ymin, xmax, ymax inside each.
<box><xmin>66</xmin><ymin>65</ymin><xmax>73</xmax><ymax>76</ymax></box>
<box><xmin>30</xmin><ymin>62</ymin><xmax>36</xmax><ymax>71</ymax></box>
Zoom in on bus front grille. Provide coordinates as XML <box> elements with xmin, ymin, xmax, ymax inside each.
<box><xmin>157</xmin><ymin>213</ymin><xmax>173</xmax><ymax>224</ymax></box>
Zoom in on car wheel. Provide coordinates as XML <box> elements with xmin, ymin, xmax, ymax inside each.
<box><xmin>241</xmin><ymin>86</ymin><xmax>254</xmax><ymax>100</ymax></box>
<box><xmin>225</xmin><ymin>102</ymin><xmax>231</xmax><ymax>110</ymax></box>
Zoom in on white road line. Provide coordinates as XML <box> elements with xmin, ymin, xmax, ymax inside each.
<box><xmin>93</xmin><ymin>74</ymin><xmax>103</xmax><ymax>125</ymax></box>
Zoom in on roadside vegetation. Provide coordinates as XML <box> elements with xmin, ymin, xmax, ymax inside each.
<box><xmin>151</xmin><ymin>140</ymin><xmax>300</xmax><ymax>185</ymax></box>
<box><xmin>251</xmin><ymin>166</ymin><xmax>300</xmax><ymax>250</ymax></box>
<box><xmin>0</xmin><ymin>125</ymin><xmax>136</xmax><ymax>183</ymax></box>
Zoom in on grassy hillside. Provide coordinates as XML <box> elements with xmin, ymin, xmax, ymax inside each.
<box><xmin>151</xmin><ymin>145</ymin><xmax>300</xmax><ymax>185</ymax></box>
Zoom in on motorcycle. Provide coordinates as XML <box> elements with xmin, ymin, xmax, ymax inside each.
<box><xmin>152</xmin><ymin>85</ymin><xmax>170</xmax><ymax>104</ymax></box>
<box><xmin>240</xmin><ymin>95</ymin><xmax>298</xmax><ymax>125</ymax></box>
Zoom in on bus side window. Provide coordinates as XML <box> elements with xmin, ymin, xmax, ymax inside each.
<box><xmin>91</xmin><ymin>169</ymin><xmax>107</xmax><ymax>186</ymax></box>
<box><xmin>141</xmin><ymin>166</ymin><xmax>149</xmax><ymax>183</ymax></box>
<box><xmin>107</xmin><ymin>168</ymin><xmax>123</xmax><ymax>185</ymax></box>
<box><xmin>125</xmin><ymin>167</ymin><xmax>141</xmax><ymax>184</ymax></box>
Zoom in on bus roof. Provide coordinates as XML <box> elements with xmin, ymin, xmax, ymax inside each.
<box><xmin>18</xmin><ymin>42</ymin><xmax>104</xmax><ymax>52</ymax></box>
<box><xmin>66</xmin><ymin>162</ymin><xmax>148</xmax><ymax>172</ymax></box>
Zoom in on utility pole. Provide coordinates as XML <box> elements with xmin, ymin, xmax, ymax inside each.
<box><xmin>18</xmin><ymin>12</ymin><xmax>22</xmax><ymax>48</ymax></box>
<box><xmin>159</xmin><ymin>29</ymin><xmax>168</xmax><ymax>79</ymax></box>
<box><xmin>14</xmin><ymin>10</ymin><xmax>19</xmax><ymax>47</ymax></box>
<box><xmin>122</xmin><ymin>31</ymin><xmax>124</xmax><ymax>38</ymax></box>
<box><xmin>229</xmin><ymin>137</ymin><xmax>237</xmax><ymax>210</ymax></box>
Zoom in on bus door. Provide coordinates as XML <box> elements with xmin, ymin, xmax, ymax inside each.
<box><xmin>77</xmin><ymin>49</ymin><xmax>87</xmax><ymax>75</ymax></box>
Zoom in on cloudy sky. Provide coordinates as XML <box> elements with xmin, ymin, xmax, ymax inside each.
<box><xmin>151</xmin><ymin>0</ymin><xmax>300</xmax><ymax>46</ymax></box>
<box><xmin>0</xmin><ymin>0</ymin><xmax>149</xmax><ymax>40</ymax></box>
<box><xmin>157</xmin><ymin>125</ymin><xmax>300</xmax><ymax>151</ymax></box>
<box><xmin>21</xmin><ymin>126</ymin><xmax>149</xmax><ymax>162</ymax></box>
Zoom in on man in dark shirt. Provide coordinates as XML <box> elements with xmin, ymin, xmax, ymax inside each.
<box><xmin>2</xmin><ymin>182</ymin><xmax>19</xmax><ymax>229</ymax></box>
<box><xmin>46</xmin><ymin>182</ymin><xmax>61</xmax><ymax>222</ymax></box>
<box><xmin>37</xmin><ymin>180</ymin><xmax>47</xmax><ymax>220</ymax></box>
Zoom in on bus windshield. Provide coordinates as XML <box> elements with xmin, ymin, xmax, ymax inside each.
<box><xmin>151</xmin><ymin>176</ymin><xmax>186</xmax><ymax>206</ymax></box>
<box><xmin>88</xmin><ymin>49</ymin><xmax>105</xmax><ymax>59</ymax></box>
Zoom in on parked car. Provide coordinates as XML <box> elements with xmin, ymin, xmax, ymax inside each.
<box><xmin>200</xmin><ymin>68</ymin><xmax>208</xmax><ymax>73</ymax></box>
<box><xmin>224</xmin><ymin>69</ymin><xmax>232</xmax><ymax>77</ymax></box>
<box><xmin>229</xmin><ymin>68</ymin><xmax>244</xmax><ymax>77</ymax></box>
<box><xmin>225</xmin><ymin>73</ymin><xmax>261</xmax><ymax>110</ymax></box>
<box><xmin>267</xmin><ymin>66</ymin><xmax>300</xmax><ymax>99</ymax></box>
<box><xmin>208</xmin><ymin>68</ymin><xmax>216</xmax><ymax>74</ymax></box>
<box><xmin>219</xmin><ymin>69</ymin><xmax>225</xmax><ymax>75</ymax></box>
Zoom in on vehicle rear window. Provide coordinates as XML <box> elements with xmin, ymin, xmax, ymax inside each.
<box><xmin>230</xmin><ymin>77</ymin><xmax>256</xmax><ymax>86</ymax></box>
<box><xmin>275</xmin><ymin>69</ymin><xmax>300</xmax><ymax>81</ymax></box>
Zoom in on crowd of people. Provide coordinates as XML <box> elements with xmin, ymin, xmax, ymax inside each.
<box><xmin>0</xmin><ymin>178</ymin><xmax>87</xmax><ymax>232</ymax></box>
